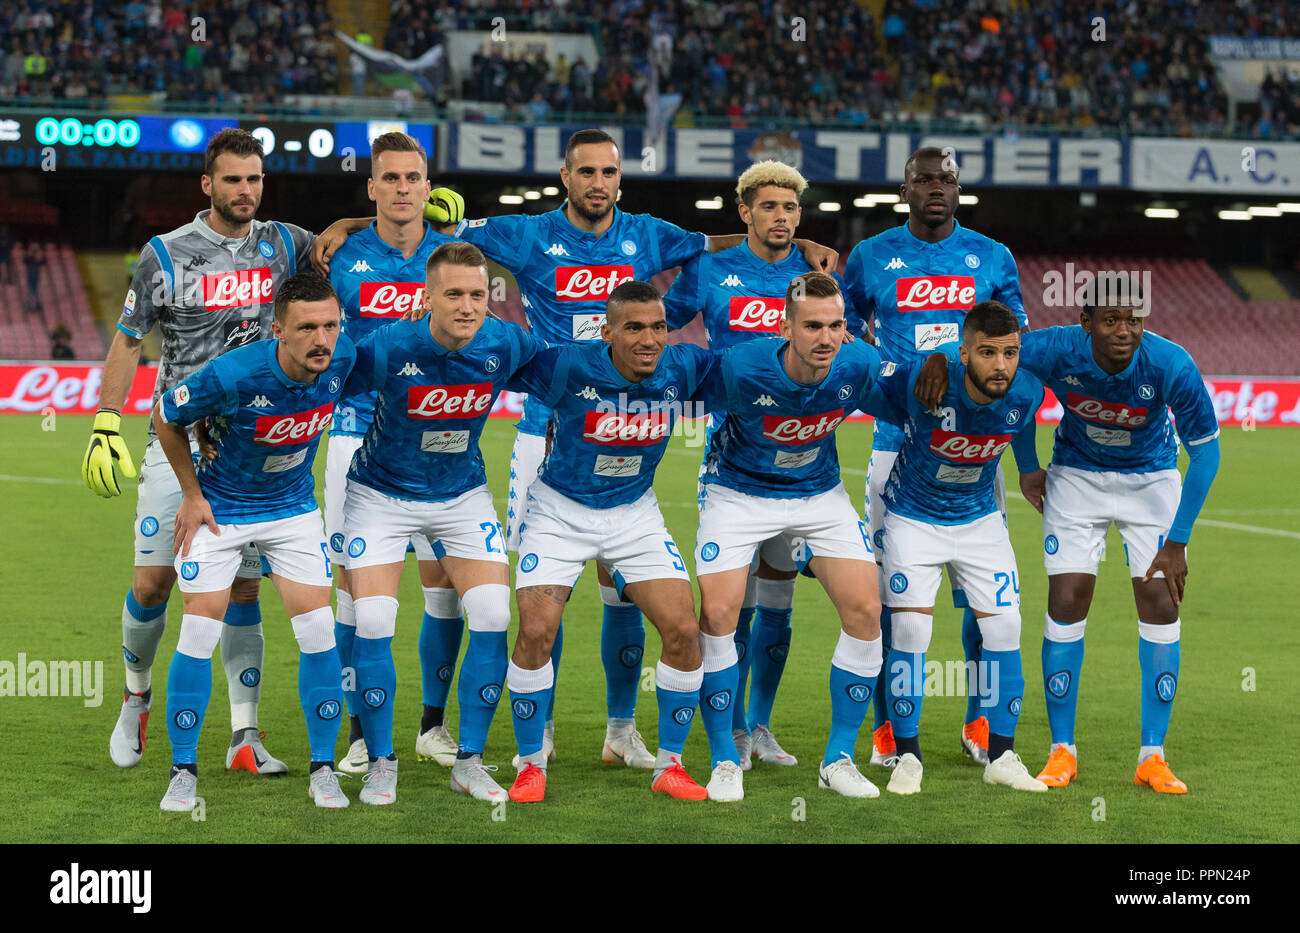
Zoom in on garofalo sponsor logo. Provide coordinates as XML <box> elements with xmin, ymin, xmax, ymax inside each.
<box><xmin>49</xmin><ymin>863</ymin><xmax>152</xmax><ymax>913</ymax></box>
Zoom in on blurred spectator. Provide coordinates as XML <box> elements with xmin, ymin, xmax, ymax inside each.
<box><xmin>0</xmin><ymin>224</ymin><xmax>13</xmax><ymax>286</ymax></box>
<box><xmin>50</xmin><ymin>324</ymin><xmax>75</xmax><ymax>360</ymax></box>
<box><xmin>24</xmin><ymin>241</ymin><xmax>45</xmax><ymax>315</ymax></box>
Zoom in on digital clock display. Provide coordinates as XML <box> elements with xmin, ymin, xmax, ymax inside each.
<box><xmin>34</xmin><ymin>117</ymin><xmax>141</xmax><ymax>148</ymax></box>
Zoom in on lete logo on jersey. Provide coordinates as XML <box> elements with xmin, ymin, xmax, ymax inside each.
<box><xmin>359</xmin><ymin>282</ymin><xmax>424</xmax><ymax>318</ymax></box>
<box><xmin>928</xmin><ymin>429</ymin><xmax>1013</xmax><ymax>462</ymax></box>
<box><xmin>555</xmin><ymin>266</ymin><xmax>633</xmax><ymax>301</ymax></box>
<box><xmin>253</xmin><ymin>402</ymin><xmax>334</xmax><ymax>445</ymax></box>
<box><xmin>895</xmin><ymin>276</ymin><xmax>976</xmax><ymax>311</ymax></box>
<box><xmin>1065</xmin><ymin>392</ymin><xmax>1149</xmax><ymax>427</ymax></box>
<box><xmin>406</xmin><ymin>383</ymin><xmax>494</xmax><ymax>419</ymax></box>
<box><xmin>728</xmin><ymin>296</ymin><xmax>785</xmax><ymax>332</ymax></box>
<box><xmin>203</xmin><ymin>268</ymin><xmax>273</xmax><ymax>311</ymax></box>
<box><xmin>762</xmin><ymin>409</ymin><xmax>845</xmax><ymax>444</ymax></box>
<box><xmin>583</xmin><ymin>410</ymin><xmax>671</xmax><ymax>445</ymax></box>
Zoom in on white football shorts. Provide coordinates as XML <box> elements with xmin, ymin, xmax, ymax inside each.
<box><xmin>695</xmin><ymin>483</ymin><xmax>871</xmax><ymax>575</ymax></box>
<box><xmin>342</xmin><ymin>481</ymin><xmax>508</xmax><ymax>570</ymax></box>
<box><xmin>881</xmin><ymin>510</ymin><xmax>1020</xmax><ymax>613</ymax></box>
<box><xmin>515</xmin><ymin>481</ymin><xmax>689</xmax><ymax>592</ymax></box>
<box><xmin>506</xmin><ymin>430</ymin><xmax>547</xmax><ymax>551</ymax></box>
<box><xmin>136</xmin><ymin>438</ymin><xmax>263</xmax><ymax>577</ymax></box>
<box><xmin>324</xmin><ymin>434</ymin><xmax>434</xmax><ymax>564</ymax></box>
<box><xmin>175</xmin><ymin>509</ymin><xmax>330</xmax><ymax>593</ymax></box>
<box><xmin>1041</xmin><ymin>464</ymin><xmax>1181</xmax><ymax>579</ymax></box>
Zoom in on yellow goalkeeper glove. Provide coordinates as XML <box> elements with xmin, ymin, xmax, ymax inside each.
<box><xmin>82</xmin><ymin>409</ymin><xmax>137</xmax><ymax>497</ymax></box>
<box><xmin>424</xmin><ymin>187</ymin><xmax>466</xmax><ymax>225</ymax></box>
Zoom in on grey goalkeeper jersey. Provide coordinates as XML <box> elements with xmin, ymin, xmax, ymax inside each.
<box><xmin>116</xmin><ymin>210</ymin><xmax>315</xmax><ymax>427</ymax></box>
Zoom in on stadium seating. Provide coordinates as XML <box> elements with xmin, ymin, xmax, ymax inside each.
<box><xmin>0</xmin><ymin>241</ymin><xmax>103</xmax><ymax>360</ymax></box>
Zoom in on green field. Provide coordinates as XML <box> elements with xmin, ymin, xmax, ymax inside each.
<box><xmin>2</xmin><ymin>414</ymin><xmax>1297</xmax><ymax>843</ymax></box>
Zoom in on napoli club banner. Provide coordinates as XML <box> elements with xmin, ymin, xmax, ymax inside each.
<box><xmin>2</xmin><ymin>363</ymin><xmax>1297</xmax><ymax>427</ymax></box>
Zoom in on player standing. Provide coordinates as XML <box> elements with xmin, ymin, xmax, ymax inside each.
<box><xmin>151</xmin><ymin>273</ymin><xmax>354</xmax><ymax>810</ymax></box>
<box><xmin>339</xmin><ymin>242</ymin><xmax>538</xmax><ymax>804</ymax></box>
<box><xmin>692</xmin><ymin>273</ymin><xmax>884</xmax><ymax>801</ymax></box>
<box><xmin>663</xmin><ymin>161</ymin><xmax>861</xmax><ymax>770</ymax></box>
<box><xmin>324</xmin><ymin>132</ymin><xmax>465</xmax><ymax>774</ymax></box>
<box><xmin>89</xmin><ymin>129</ymin><xmax>321</xmax><ymax>775</ymax></box>
<box><xmin>844</xmin><ymin>146</ymin><xmax>1027</xmax><ymax>769</ymax></box>
<box><xmin>1014</xmin><ymin>304</ymin><xmax>1220</xmax><ymax>793</ymax></box>
<box><xmin>868</xmin><ymin>301</ymin><xmax>1046</xmax><ymax>794</ymax></box>
<box><xmin>503</xmin><ymin>280</ymin><xmax>716</xmax><ymax>802</ymax></box>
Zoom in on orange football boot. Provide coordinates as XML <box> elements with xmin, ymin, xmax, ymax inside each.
<box><xmin>1134</xmin><ymin>754</ymin><xmax>1188</xmax><ymax>794</ymax></box>
<box><xmin>873</xmin><ymin>721</ymin><xmax>896</xmax><ymax>756</ymax></box>
<box><xmin>961</xmin><ymin>716</ymin><xmax>990</xmax><ymax>762</ymax></box>
<box><xmin>1036</xmin><ymin>746</ymin><xmax>1078</xmax><ymax>787</ymax></box>
<box><xmin>509</xmin><ymin>763</ymin><xmax>547</xmax><ymax>802</ymax></box>
<box><xmin>651</xmin><ymin>759</ymin><xmax>708</xmax><ymax>800</ymax></box>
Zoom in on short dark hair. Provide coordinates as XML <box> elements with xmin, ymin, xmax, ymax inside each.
<box><xmin>963</xmin><ymin>300</ymin><xmax>1020</xmax><ymax>342</ymax></box>
<box><xmin>370</xmin><ymin>131</ymin><xmax>427</xmax><ymax>175</ymax></box>
<box><xmin>903</xmin><ymin>145</ymin><xmax>952</xmax><ymax>182</ymax></box>
<box><xmin>426</xmin><ymin>240</ymin><xmax>487</xmax><ymax>282</ymax></box>
<box><xmin>785</xmin><ymin>272</ymin><xmax>842</xmax><ymax>319</ymax></box>
<box><xmin>606</xmin><ymin>280</ymin><xmax>662</xmax><ymax>324</ymax></box>
<box><xmin>274</xmin><ymin>272</ymin><xmax>339</xmax><ymax>325</ymax></box>
<box><xmin>205</xmin><ymin>128</ymin><xmax>264</xmax><ymax>177</ymax></box>
<box><xmin>565</xmin><ymin>128</ymin><xmax>619</xmax><ymax>168</ymax></box>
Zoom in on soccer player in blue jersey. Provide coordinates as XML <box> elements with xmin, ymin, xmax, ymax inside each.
<box><xmin>325</xmin><ymin>132</ymin><xmax>466</xmax><ymax>775</ymax></box>
<box><xmin>503</xmin><ymin>280</ymin><xmax>715</xmax><ymax>803</ymax></box>
<box><xmin>867</xmin><ymin>300</ymin><xmax>1047</xmax><ymax>794</ymax></box>
<box><xmin>424</xmin><ymin>130</ymin><xmax>840</xmax><ymax>770</ymax></box>
<box><xmin>151</xmin><ymin>273</ymin><xmax>355</xmax><ymax>811</ymax></box>
<box><xmin>1014</xmin><ymin>302</ymin><xmax>1220</xmax><ymax>793</ymax></box>
<box><xmin>339</xmin><ymin>241</ymin><xmax>538</xmax><ymax>804</ymax></box>
<box><xmin>692</xmin><ymin>273</ymin><xmax>885</xmax><ymax>801</ymax></box>
<box><xmin>845</xmin><ymin>146</ymin><xmax>1027</xmax><ymax>769</ymax></box>
<box><xmin>663</xmin><ymin>161</ymin><xmax>862</xmax><ymax>770</ymax></box>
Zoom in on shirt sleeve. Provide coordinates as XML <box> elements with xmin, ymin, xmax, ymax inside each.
<box><xmin>1017</xmin><ymin>328</ymin><xmax>1055</xmax><ymax>382</ymax></box>
<box><xmin>117</xmin><ymin>240</ymin><xmax>168</xmax><ymax>339</ymax></box>
<box><xmin>1010</xmin><ymin>379</ymin><xmax>1045</xmax><ymax>473</ymax></box>
<box><xmin>284</xmin><ymin>222</ymin><xmax>317</xmax><ymax>273</ymax></box>
<box><xmin>158</xmin><ymin>357</ymin><xmax>235</xmax><ymax>426</ymax></box>
<box><xmin>1168</xmin><ymin>436</ymin><xmax>1220</xmax><ymax>543</ymax></box>
<box><xmin>1166</xmin><ymin>353</ymin><xmax>1220</xmax><ymax>448</ymax></box>
<box><xmin>663</xmin><ymin>254</ymin><xmax>705</xmax><ymax>331</ymax></box>
<box><xmin>650</xmin><ymin>217</ymin><xmax>709</xmax><ymax>272</ymax></box>
<box><xmin>507</xmin><ymin>320</ymin><xmax>541</xmax><ymax>375</ymax></box>
<box><xmin>862</xmin><ymin>357</ymin><xmax>912</xmax><ymax>423</ymax></box>
<box><xmin>506</xmin><ymin>345</ymin><xmax>566</xmax><ymax>400</ymax></box>
<box><xmin>689</xmin><ymin>349</ymin><xmax>727</xmax><ymax>412</ymax></box>
<box><xmin>842</xmin><ymin>242</ymin><xmax>875</xmax><ymax>338</ymax></box>
<box><xmin>454</xmin><ymin>215</ymin><xmax>531</xmax><ymax>266</ymax></box>
<box><xmin>994</xmin><ymin>243</ymin><xmax>1028</xmax><ymax>326</ymax></box>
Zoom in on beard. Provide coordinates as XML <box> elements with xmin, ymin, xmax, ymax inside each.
<box><xmin>212</xmin><ymin>195</ymin><xmax>257</xmax><ymax>228</ymax></box>
<box><xmin>971</xmin><ymin>370</ymin><xmax>1011</xmax><ymax>399</ymax></box>
<box><xmin>568</xmin><ymin>191</ymin><xmax>613</xmax><ymax>224</ymax></box>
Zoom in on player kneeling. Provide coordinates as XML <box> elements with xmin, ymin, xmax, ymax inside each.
<box><xmin>153</xmin><ymin>274</ymin><xmax>355</xmax><ymax>811</ymax></box>
<box><xmin>340</xmin><ymin>242</ymin><xmax>539</xmax><ymax>805</ymax></box>
<box><xmin>504</xmin><ymin>281</ymin><xmax>716</xmax><ymax>802</ymax></box>
<box><xmin>693</xmin><ymin>273</ymin><xmax>884</xmax><ymax>800</ymax></box>
<box><xmin>868</xmin><ymin>301</ymin><xmax>1046</xmax><ymax>794</ymax></box>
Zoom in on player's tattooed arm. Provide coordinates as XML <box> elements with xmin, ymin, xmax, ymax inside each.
<box><xmin>1019</xmin><ymin>469</ymin><xmax>1046</xmax><ymax>514</ymax></box>
<box><xmin>193</xmin><ymin>418</ymin><xmax>218</xmax><ymax>461</ymax></box>
<box><xmin>1142</xmin><ymin>541</ymin><xmax>1187</xmax><ymax>606</ymax></box>
<box><xmin>310</xmin><ymin>217</ymin><xmax>373</xmax><ymax>276</ymax></box>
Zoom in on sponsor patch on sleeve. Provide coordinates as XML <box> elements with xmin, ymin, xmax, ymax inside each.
<box><xmin>172</xmin><ymin>385</ymin><xmax>190</xmax><ymax>407</ymax></box>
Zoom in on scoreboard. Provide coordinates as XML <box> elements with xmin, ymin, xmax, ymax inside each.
<box><xmin>0</xmin><ymin>111</ymin><xmax>435</xmax><ymax>173</ymax></box>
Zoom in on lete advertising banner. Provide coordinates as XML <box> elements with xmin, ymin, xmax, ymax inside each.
<box><xmin>3</xmin><ymin>363</ymin><xmax>1299</xmax><ymax>429</ymax></box>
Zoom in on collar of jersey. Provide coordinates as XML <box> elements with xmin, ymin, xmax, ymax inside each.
<box><xmin>192</xmin><ymin>210</ymin><xmax>252</xmax><ymax>249</ymax></box>
<box><xmin>901</xmin><ymin>216</ymin><xmax>962</xmax><ymax>250</ymax></box>
<box><xmin>735</xmin><ymin>239</ymin><xmax>803</xmax><ymax>273</ymax></box>
<box><xmin>597</xmin><ymin>343</ymin><xmax>647</xmax><ymax>389</ymax></box>
<box><xmin>420</xmin><ymin>317</ymin><xmax>475</xmax><ymax>358</ymax></box>
<box><xmin>952</xmin><ymin>358</ymin><xmax>999</xmax><ymax>412</ymax></box>
<box><xmin>266</xmin><ymin>339</ymin><xmax>312</xmax><ymax>389</ymax></box>
<box><xmin>553</xmin><ymin>205</ymin><xmax>623</xmax><ymax>242</ymax></box>
<box><xmin>360</xmin><ymin>219</ymin><xmax>437</xmax><ymax>257</ymax></box>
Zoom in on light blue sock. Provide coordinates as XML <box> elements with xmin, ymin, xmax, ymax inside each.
<box><xmin>546</xmin><ymin>622</ymin><xmax>563</xmax><ymax>722</ymax></box>
<box><xmin>732</xmin><ymin>608</ymin><xmax>753</xmax><ymax>731</ymax></box>
<box><xmin>960</xmin><ymin>604</ymin><xmax>984</xmax><ymax>723</ymax></box>
<box><xmin>166</xmin><ymin>652</ymin><xmax>212</xmax><ymax>766</ymax></box>
<box><xmin>982</xmin><ymin>648</ymin><xmax>1025</xmax><ymax>739</ymax></box>
<box><xmin>826</xmin><ymin>664</ymin><xmax>873</xmax><ymax>766</ymax></box>
<box><xmin>599</xmin><ymin>585</ymin><xmax>644</xmax><ymax>720</ymax></box>
<box><xmin>353</xmin><ymin>635</ymin><xmax>396</xmax><ymax>758</ymax></box>
<box><xmin>508</xmin><ymin>660</ymin><xmax>553</xmax><ymax>758</ymax></box>
<box><xmin>656</xmin><ymin>661</ymin><xmax>702</xmax><ymax>756</ymax></box>
<box><xmin>334</xmin><ymin>591</ymin><xmax>357</xmax><ymax>716</ymax></box>
<box><xmin>1139</xmin><ymin>620</ymin><xmax>1181</xmax><ymax>749</ymax></box>
<box><xmin>747</xmin><ymin>606</ymin><xmax>792</xmax><ymax>730</ymax></box>
<box><xmin>457</xmin><ymin>630</ymin><xmax>507</xmax><ymax>755</ymax></box>
<box><xmin>1042</xmin><ymin>615</ymin><xmax>1086</xmax><ymax>747</ymax></box>
<box><xmin>298</xmin><ymin>648</ymin><xmax>344</xmax><ymax>764</ymax></box>
<box><xmin>888</xmin><ymin>649</ymin><xmax>925</xmax><ymax>739</ymax></box>
<box><xmin>699</xmin><ymin>633</ymin><xmax>740</xmax><ymax>765</ymax></box>
<box><xmin>419</xmin><ymin>606</ymin><xmax>464</xmax><ymax>708</ymax></box>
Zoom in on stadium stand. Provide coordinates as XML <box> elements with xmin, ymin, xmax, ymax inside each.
<box><xmin>0</xmin><ymin>239</ymin><xmax>102</xmax><ymax>360</ymax></box>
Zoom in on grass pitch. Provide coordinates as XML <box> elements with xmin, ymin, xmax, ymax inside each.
<box><xmin>1</xmin><ymin>415</ymin><xmax>1296</xmax><ymax>843</ymax></box>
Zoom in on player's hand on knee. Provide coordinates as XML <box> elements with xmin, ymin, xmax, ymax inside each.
<box><xmin>913</xmin><ymin>352</ymin><xmax>949</xmax><ymax>411</ymax></box>
<box><xmin>1142</xmin><ymin>541</ymin><xmax>1187</xmax><ymax>606</ymax></box>
<box><xmin>82</xmin><ymin>409</ymin><xmax>137</xmax><ymax>497</ymax></box>
<box><xmin>174</xmin><ymin>492</ymin><xmax>219</xmax><ymax>558</ymax></box>
<box><xmin>1019</xmin><ymin>468</ymin><xmax>1046</xmax><ymax>514</ymax></box>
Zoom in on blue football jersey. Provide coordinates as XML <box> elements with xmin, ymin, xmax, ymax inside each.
<box><xmin>1019</xmin><ymin>326</ymin><xmax>1219</xmax><ymax>472</ymax></box>
<box><xmin>455</xmin><ymin>206</ymin><xmax>707</xmax><ymax>434</ymax></box>
<box><xmin>345</xmin><ymin>316</ymin><xmax>538</xmax><ymax>502</ymax></box>
<box><xmin>508</xmin><ymin>342</ymin><xmax>715</xmax><ymax>508</ymax></box>
<box><xmin>844</xmin><ymin>219</ymin><xmax>1026</xmax><ymax>450</ymax></box>
<box><xmin>663</xmin><ymin>240</ymin><xmax>865</xmax><ymax>348</ymax></box>
<box><xmin>698</xmin><ymin>338</ymin><xmax>880</xmax><ymax>498</ymax></box>
<box><xmin>159</xmin><ymin>336</ymin><xmax>356</xmax><ymax>523</ymax></box>
<box><xmin>868</xmin><ymin>356</ymin><xmax>1043</xmax><ymax>525</ymax></box>
<box><xmin>328</xmin><ymin>221</ymin><xmax>456</xmax><ymax>437</ymax></box>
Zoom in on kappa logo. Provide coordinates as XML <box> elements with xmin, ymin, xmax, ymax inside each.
<box><xmin>348</xmin><ymin>260</ymin><xmax>374</xmax><ymax>273</ymax></box>
<box><xmin>672</xmin><ymin>706</ymin><xmax>695</xmax><ymax>726</ymax></box>
<box><xmin>575</xmin><ymin>386</ymin><xmax>601</xmax><ymax>401</ymax></box>
<box><xmin>543</xmin><ymin>243</ymin><xmax>570</xmax><ymax>257</ymax></box>
<box><xmin>174</xmin><ymin>709</ymin><xmax>198</xmax><ymax>729</ymax></box>
<box><xmin>1156</xmin><ymin>672</ymin><xmax>1177</xmax><ymax>702</ymax></box>
<box><xmin>248</xmin><ymin>394</ymin><xmax>272</xmax><ymax>408</ymax></box>
<box><xmin>437</xmin><ymin>663</ymin><xmax>454</xmax><ymax>683</ymax></box>
<box><xmin>619</xmin><ymin>645</ymin><xmax>643</xmax><ymax>668</ymax></box>
<box><xmin>1047</xmin><ymin>671</ymin><xmax>1072</xmax><ymax>698</ymax></box>
<box><xmin>885</xmin><ymin>257</ymin><xmax>908</xmax><ymax>271</ymax></box>
<box><xmin>755</xmin><ymin>394</ymin><xmax>777</xmax><ymax>407</ymax></box>
<box><xmin>1062</xmin><ymin>375</ymin><xmax>1084</xmax><ymax>387</ymax></box>
<box><xmin>706</xmin><ymin>690</ymin><xmax>732</xmax><ymax>712</ymax></box>
<box><xmin>397</xmin><ymin>362</ymin><xmax>424</xmax><ymax>377</ymax></box>
<box><xmin>363</xmin><ymin>687</ymin><xmax>387</xmax><ymax>708</ymax></box>
<box><xmin>513</xmin><ymin>698</ymin><xmax>537</xmax><ymax>720</ymax></box>
<box><xmin>846</xmin><ymin>683</ymin><xmax>872</xmax><ymax>703</ymax></box>
<box><xmin>479</xmin><ymin>683</ymin><xmax>502</xmax><ymax>704</ymax></box>
<box><xmin>893</xmin><ymin>698</ymin><xmax>914</xmax><ymax>718</ymax></box>
<box><xmin>317</xmin><ymin>699</ymin><xmax>341</xmax><ymax>720</ymax></box>
<box><xmin>239</xmin><ymin>668</ymin><xmax>260</xmax><ymax>688</ymax></box>
<box><xmin>720</xmin><ymin>274</ymin><xmax>744</xmax><ymax>287</ymax></box>
<box><xmin>184</xmin><ymin>253</ymin><xmax>211</xmax><ymax>270</ymax></box>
